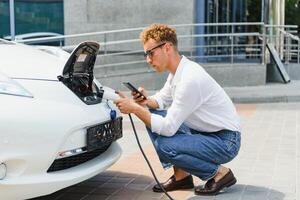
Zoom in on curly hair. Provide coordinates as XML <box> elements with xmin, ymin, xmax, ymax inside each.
<box><xmin>140</xmin><ymin>23</ymin><xmax>178</xmax><ymax>48</ymax></box>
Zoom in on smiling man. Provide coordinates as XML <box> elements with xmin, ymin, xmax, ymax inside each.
<box><xmin>114</xmin><ymin>23</ymin><xmax>241</xmax><ymax>196</ymax></box>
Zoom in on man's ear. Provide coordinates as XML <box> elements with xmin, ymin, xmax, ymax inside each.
<box><xmin>165</xmin><ymin>43</ymin><xmax>171</xmax><ymax>53</ymax></box>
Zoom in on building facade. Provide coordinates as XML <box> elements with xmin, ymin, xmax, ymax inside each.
<box><xmin>1</xmin><ymin>1</ymin><xmax>292</xmax><ymax>41</ymax></box>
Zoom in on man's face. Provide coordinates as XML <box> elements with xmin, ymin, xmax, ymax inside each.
<box><xmin>143</xmin><ymin>38</ymin><xmax>168</xmax><ymax>73</ymax></box>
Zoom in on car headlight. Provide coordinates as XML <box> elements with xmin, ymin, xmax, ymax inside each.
<box><xmin>0</xmin><ymin>72</ymin><xmax>33</xmax><ymax>98</ymax></box>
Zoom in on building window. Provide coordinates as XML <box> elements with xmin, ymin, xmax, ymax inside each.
<box><xmin>0</xmin><ymin>0</ymin><xmax>64</xmax><ymax>38</ymax></box>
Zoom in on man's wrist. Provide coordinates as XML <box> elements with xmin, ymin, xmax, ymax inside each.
<box><xmin>132</xmin><ymin>103</ymin><xmax>142</xmax><ymax>115</ymax></box>
<box><xmin>145</xmin><ymin>98</ymin><xmax>159</xmax><ymax>109</ymax></box>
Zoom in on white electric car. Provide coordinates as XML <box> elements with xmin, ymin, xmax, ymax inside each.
<box><xmin>0</xmin><ymin>40</ymin><xmax>122</xmax><ymax>200</ymax></box>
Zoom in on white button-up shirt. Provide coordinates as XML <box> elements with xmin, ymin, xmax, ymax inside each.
<box><xmin>150</xmin><ymin>56</ymin><xmax>240</xmax><ymax>137</ymax></box>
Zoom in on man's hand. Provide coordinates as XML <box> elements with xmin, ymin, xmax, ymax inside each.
<box><xmin>114</xmin><ymin>90</ymin><xmax>152</xmax><ymax>128</ymax></box>
<box><xmin>114</xmin><ymin>91</ymin><xmax>140</xmax><ymax>114</ymax></box>
<box><xmin>132</xmin><ymin>87</ymin><xmax>148</xmax><ymax>107</ymax></box>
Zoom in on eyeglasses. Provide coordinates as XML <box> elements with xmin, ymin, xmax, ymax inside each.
<box><xmin>143</xmin><ymin>43</ymin><xmax>166</xmax><ymax>58</ymax></box>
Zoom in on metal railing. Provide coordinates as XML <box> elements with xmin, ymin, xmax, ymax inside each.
<box><xmin>281</xmin><ymin>30</ymin><xmax>300</xmax><ymax>64</ymax></box>
<box><xmin>7</xmin><ymin>22</ymin><xmax>300</xmax><ymax>76</ymax></box>
<box><xmin>286</xmin><ymin>33</ymin><xmax>300</xmax><ymax>64</ymax></box>
<box><xmin>264</xmin><ymin>24</ymin><xmax>300</xmax><ymax>64</ymax></box>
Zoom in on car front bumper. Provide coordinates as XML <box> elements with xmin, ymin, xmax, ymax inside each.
<box><xmin>0</xmin><ymin>142</ymin><xmax>121</xmax><ymax>200</ymax></box>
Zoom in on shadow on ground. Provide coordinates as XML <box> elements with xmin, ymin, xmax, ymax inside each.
<box><xmin>29</xmin><ymin>170</ymin><xmax>285</xmax><ymax>200</ymax></box>
<box><xmin>187</xmin><ymin>184</ymin><xmax>285</xmax><ymax>200</ymax></box>
<box><xmin>29</xmin><ymin>171</ymin><xmax>161</xmax><ymax>200</ymax></box>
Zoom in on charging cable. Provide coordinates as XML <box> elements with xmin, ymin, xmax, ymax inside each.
<box><xmin>128</xmin><ymin>114</ymin><xmax>174</xmax><ymax>200</ymax></box>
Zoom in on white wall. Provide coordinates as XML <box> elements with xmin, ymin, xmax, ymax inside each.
<box><xmin>64</xmin><ymin>0</ymin><xmax>194</xmax><ymax>34</ymax></box>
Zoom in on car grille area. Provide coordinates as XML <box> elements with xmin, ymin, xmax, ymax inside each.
<box><xmin>47</xmin><ymin>144</ymin><xmax>111</xmax><ymax>172</ymax></box>
<box><xmin>47</xmin><ymin>117</ymin><xmax>122</xmax><ymax>172</ymax></box>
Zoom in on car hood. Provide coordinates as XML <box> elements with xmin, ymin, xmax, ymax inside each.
<box><xmin>0</xmin><ymin>41</ymin><xmax>99</xmax><ymax>80</ymax></box>
<box><xmin>0</xmin><ymin>43</ymin><xmax>65</xmax><ymax>80</ymax></box>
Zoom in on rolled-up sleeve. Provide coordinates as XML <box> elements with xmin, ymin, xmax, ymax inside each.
<box><xmin>149</xmin><ymin>95</ymin><xmax>165</xmax><ymax>110</ymax></box>
<box><xmin>151</xmin><ymin>113</ymin><xmax>165</xmax><ymax>134</ymax></box>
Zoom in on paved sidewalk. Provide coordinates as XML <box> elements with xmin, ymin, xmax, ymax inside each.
<box><xmin>32</xmin><ymin>102</ymin><xmax>300</xmax><ymax>200</ymax></box>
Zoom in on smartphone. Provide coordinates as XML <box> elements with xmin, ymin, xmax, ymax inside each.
<box><xmin>122</xmin><ymin>82</ymin><xmax>147</xmax><ymax>100</ymax></box>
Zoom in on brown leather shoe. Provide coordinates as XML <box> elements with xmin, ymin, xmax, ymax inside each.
<box><xmin>152</xmin><ymin>175</ymin><xmax>194</xmax><ymax>193</ymax></box>
<box><xmin>194</xmin><ymin>169</ymin><xmax>237</xmax><ymax>196</ymax></box>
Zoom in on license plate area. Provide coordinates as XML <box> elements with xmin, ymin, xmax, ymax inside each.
<box><xmin>86</xmin><ymin>117</ymin><xmax>122</xmax><ymax>152</ymax></box>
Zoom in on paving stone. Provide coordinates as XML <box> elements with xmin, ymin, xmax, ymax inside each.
<box><xmin>110</xmin><ymin>188</ymin><xmax>142</xmax><ymax>199</ymax></box>
<box><xmin>77</xmin><ymin>180</ymin><xmax>99</xmax><ymax>186</ymax></box>
<box><xmin>67</xmin><ymin>186</ymin><xmax>96</xmax><ymax>194</ymax></box>
<box><xmin>135</xmin><ymin>192</ymin><xmax>164</xmax><ymax>200</ymax></box>
<box><xmin>107</xmin><ymin>177</ymin><xmax>134</xmax><ymax>184</ymax></box>
<box><xmin>56</xmin><ymin>193</ymin><xmax>87</xmax><ymax>200</ymax></box>
<box><xmin>126</xmin><ymin>183</ymin><xmax>149</xmax><ymax>191</ymax></box>
<box><xmin>91</xmin><ymin>187</ymin><xmax>120</xmax><ymax>195</ymax></box>
<box><xmin>82</xmin><ymin>194</ymin><xmax>109</xmax><ymax>200</ymax></box>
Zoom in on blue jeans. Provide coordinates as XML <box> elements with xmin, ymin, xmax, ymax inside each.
<box><xmin>146</xmin><ymin>109</ymin><xmax>241</xmax><ymax>181</ymax></box>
